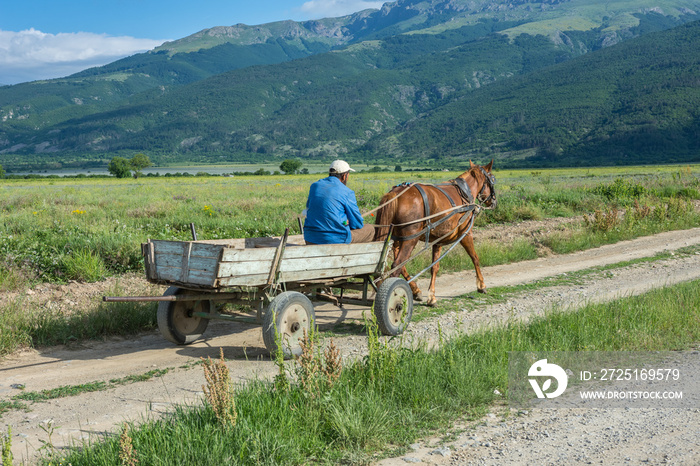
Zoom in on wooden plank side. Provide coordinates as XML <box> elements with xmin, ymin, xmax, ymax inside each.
<box><xmin>191</xmin><ymin>242</ymin><xmax>225</xmax><ymax>258</ymax></box>
<box><xmin>217</xmin><ymin>260</ymin><xmax>273</xmax><ymax>278</ymax></box>
<box><xmin>217</xmin><ymin>243</ymin><xmax>383</xmax><ymax>285</ymax></box>
<box><xmin>220</xmin><ymin>248</ymin><xmax>277</xmax><ymax>262</ymax></box>
<box><xmin>151</xmin><ymin>240</ymin><xmax>222</xmax><ymax>258</ymax></box>
<box><xmin>216</xmin><ymin>258</ymin><xmax>379</xmax><ymax>284</ymax></box>
<box><xmin>282</xmin><ymin>242</ymin><xmax>384</xmax><ymax>259</ymax></box>
<box><xmin>180</xmin><ymin>242</ymin><xmax>193</xmax><ymax>282</ymax></box>
<box><xmin>156</xmin><ymin>266</ymin><xmax>217</xmax><ymax>286</ymax></box>
<box><xmin>217</xmin><ymin>273</ymin><xmax>269</xmax><ymax>288</ymax></box>
<box><xmin>279</xmin><ymin>254</ymin><xmax>380</xmax><ymax>274</ymax></box>
<box><xmin>217</xmin><ymin>264</ymin><xmax>375</xmax><ymax>287</ymax></box>
<box><xmin>154</xmin><ymin>252</ymin><xmax>222</xmax><ymax>271</ymax></box>
<box><xmin>279</xmin><ymin>265</ymin><xmax>377</xmax><ymax>282</ymax></box>
<box><xmin>218</xmin><ymin>241</ymin><xmax>383</xmax><ymax>262</ymax></box>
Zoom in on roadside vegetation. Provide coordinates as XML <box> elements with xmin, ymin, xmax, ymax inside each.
<box><xmin>42</xmin><ymin>278</ymin><xmax>700</xmax><ymax>465</ymax></box>
<box><xmin>0</xmin><ymin>164</ymin><xmax>698</xmax><ymax>357</ymax></box>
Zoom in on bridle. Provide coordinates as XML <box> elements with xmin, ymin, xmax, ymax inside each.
<box><xmin>476</xmin><ymin>166</ymin><xmax>496</xmax><ymax>208</ymax></box>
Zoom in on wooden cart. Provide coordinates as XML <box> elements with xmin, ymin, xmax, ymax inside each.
<box><xmin>106</xmin><ymin>231</ymin><xmax>412</xmax><ymax>357</ymax></box>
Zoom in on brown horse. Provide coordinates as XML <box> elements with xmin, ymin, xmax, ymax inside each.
<box><xmin>374</xmin><ymin>161</ymin><xmax>496</xmax><ymax>305</ymax></box>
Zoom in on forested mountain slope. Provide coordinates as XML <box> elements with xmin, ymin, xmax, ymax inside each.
<box><xmin>373</xmin><ymin>19</ymin><xmax>700</xmax><ymax>167</ymax></box>
<box><xmin>0</xmin><ymin>0</ymin><xmax>699</xmax><ymax>169</ymax></box>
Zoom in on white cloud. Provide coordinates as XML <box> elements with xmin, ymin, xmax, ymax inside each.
<box><xmin>0</xmin><ymin>29</ymin><xmax>165</xmax><ymax>85</ymax></box>
<box><xmin>299</xmin><ymin>0</ymin><xmax>385</xmax><ymax>19</ymax></box>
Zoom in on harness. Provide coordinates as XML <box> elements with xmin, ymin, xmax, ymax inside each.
<box><xmin>390</xmin><ymin>168</ymin><xmax>496</xmax><ymax>243</ymax></box>
<box><xmin>476</xmin><ymin>166</ymin><xmax>497</xmax><ymax>206</ymax></box>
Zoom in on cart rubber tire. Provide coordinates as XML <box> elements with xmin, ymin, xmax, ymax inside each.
<box><xmin>374</xmin><ymin>277</ymin><xmax>413</xmax><ymax>336</ymax></box>
<box><xmin>157</xmin><ymin>286</ymin><xmax>210</xmax><ymax>345</ymax></box>
<box><xmin>262</xmin><ymin>291</ymin><xmax>315</xmax><ymax>359</ymax></box>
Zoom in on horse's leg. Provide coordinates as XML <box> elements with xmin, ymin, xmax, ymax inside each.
<box><xmin>391</xmin><ymin>240</ymin><xmax>423</xmax><ymax>301</ymax></box>
<box><xmin>460</xmin><ymin>233</ymin><xmax>486</xmax><ymax>293</ymax></box>
<box><xmin>427</xmin><ymin>244</ymin><xmax>442</xmax><ymax>306</ymax></box>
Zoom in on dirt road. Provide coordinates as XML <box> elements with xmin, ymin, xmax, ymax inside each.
<box><xmin>2</xmin><ymin>226</ymin><xmax>700</xmax><ymax>464</ymax></box>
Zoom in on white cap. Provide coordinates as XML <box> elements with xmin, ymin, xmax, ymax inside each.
<box><xmin>329</xmin><ymin>160</ymin><xmax>355</xmax><ymax>174</ymax></box>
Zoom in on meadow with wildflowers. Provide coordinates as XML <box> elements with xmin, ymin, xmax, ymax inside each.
<box><xmin>1</xmin><ymin>165</ymin><xmax>699</xmax><ymax>289</ymax></box>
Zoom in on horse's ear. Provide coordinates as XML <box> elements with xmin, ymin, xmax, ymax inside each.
<box><xmin>469</xmin><ymin>160</ymin><xmax>476</xmax><ymax>168</ymax></box>
<box><xmin>485</xmin><ymin>159</ymin><xmax>493</xmax><ymax>171</ymax></box>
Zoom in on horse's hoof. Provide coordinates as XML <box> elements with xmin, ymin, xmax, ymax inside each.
<box><xmin>414</xmin><ymin>292</ymin><xmax>423</xmax><ymax>302</ymax></box>
<box><xmin>477</xmin><ymin>288</ymin><xmax>487</xmax><ymax>294</ymax></box>
<box><xmin>427</xmin><ymin>297</ymin><xmax>437</xmax><ymax>307</ymax></box>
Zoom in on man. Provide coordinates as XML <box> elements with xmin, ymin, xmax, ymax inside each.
<box><xmin>303</xmin><ymin>160</ymin><xmax>375</xmax><ymax>245</ymax></box>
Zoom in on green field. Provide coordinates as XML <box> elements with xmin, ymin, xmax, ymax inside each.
<box><xmin>1</xmin><ymin>164</ymin><xmax>698</xmax><ymax>285</ymax></box>
<box><xmin>0</xmin><ymin>164</ymin><xmax>699</xmax><ymax>356</ymax></box>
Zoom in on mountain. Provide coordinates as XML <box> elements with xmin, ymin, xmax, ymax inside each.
<box><xmin>1</xmin><ymin>0</ymin><xmax>699</xmax><ymax>170</ymax></box>
<box><xmin>368</xmin><ymin>19</ymin><xmax>700</xmax><ymax>167</ymax></box>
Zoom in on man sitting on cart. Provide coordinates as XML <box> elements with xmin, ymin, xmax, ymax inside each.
<box><xmin>303</xmin><ymin>160</ymin><xmax>375</xmax><ymax>245</ymax></box>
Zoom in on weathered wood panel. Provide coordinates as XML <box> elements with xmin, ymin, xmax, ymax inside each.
<box><xmin>216</xmin><ymin>254</ymin><xmax>379</xmax><ymax>281</ymax></box>
<box><xmin>155</xmin><ymin>252</ymin><xmax>224</xmax><ymax>271</ymax></box>
<box><xmin>279</xmin><ymin>264</ymin><xmax>377</xmax><ymax>283</ymax></box>
<box><xmin>151</xmin><ymin>240</ymin><xmax>223</xmax><ymax>258</ymax></box>
<box><xmin>216</xmin><ymin>274</ymin><xmax>269</xmax><ymax>287</ymax></box>
<box><xmin>156</xmin><ymin>266</ymin><xmax>218</xmax><ymax>286</ymax></box>
<box><xmin>282</xmin><ymin>242</ymin><xmax>383</xmax><ymax>259</ymax></box>
<box><xmin>219</xmin><ymin>248</ymin><xmax>277</xmax><ymax>263</ymax></box>
<box><xmin>217</xmin><ymin>265</ymin><xmax>375</xmax><ymax>287</ymax></box>
<box><xmin>280</xmin><ymin>254</ymin><xmax>378</xmax><ymax>273</ymax></box>
<box><xmin>149</xmin><ymin>240</ymin><xmax>223</xmax><ymax>287</ymax></box>
<box><xmin>219</xmin><ymin>241</ymin><xmax>383</xmax><ymax>262</ymax></box>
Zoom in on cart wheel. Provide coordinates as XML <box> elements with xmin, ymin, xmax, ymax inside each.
<box><xmin>157</xmin><ymin>286</ymin><xmax>210</xmax><ymax>345</ymax></box>
<box><xmin>374</xmin><ymin>277</ymin><xmax>413</xmax><ymax>336</ymax></box>
<box><xmin>262</xmin><ymin>291</ymin><xmax>315</xmax><ymax>359</ymax></box>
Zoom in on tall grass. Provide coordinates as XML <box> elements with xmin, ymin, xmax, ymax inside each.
<box><xmin>52</xmin><ymin>279</ymin><xmax>700</xmax><ymax>465</ymax></box>
<box><xmin>543</xmin><ymin>197</ymin><xmax>700</xmax><ymax>254</ymax></box>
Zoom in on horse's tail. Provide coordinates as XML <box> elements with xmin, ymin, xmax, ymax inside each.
<box><xmin>373</xmin><ymin>189</ymin><xmax>400</xmax><ymax>241</ymax></box>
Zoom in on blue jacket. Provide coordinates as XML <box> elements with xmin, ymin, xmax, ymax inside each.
<box><xmin>304</xmin><ymin>176</ymin><xmax>364</xmax><ymax>244</ymax></box>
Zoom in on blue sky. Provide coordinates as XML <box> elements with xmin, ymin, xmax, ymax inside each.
<box><xmin>0</xmin><ymin>0</ymin><xmax>385</xmax><ymax>85</ymax></box>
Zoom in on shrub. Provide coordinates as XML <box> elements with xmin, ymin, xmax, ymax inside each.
<box><xmin>591</xmin><ymin>178</ymin><xmax>647</xmax><ymax>201</ymax></box>
<box><xmin>62</xmin><ymin>249</ymin><xmax>108</xmax><ymax>282</ymax></box>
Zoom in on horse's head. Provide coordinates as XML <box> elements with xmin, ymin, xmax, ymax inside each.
<box><xmin>469</xmin><ymin>160</ymin><xmax>496</xmax><ymax>209</ymax></box>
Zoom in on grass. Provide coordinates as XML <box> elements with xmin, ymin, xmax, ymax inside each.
<box><xmin>0</xmin><ymin>400</ymin><xmax>28</xmax><ymax>417</ymax></box>
<box><xmin>543</xmin><ymin>198</ymin><xmax>699</xmax><ymax>254</ymax></box>
<box><xmin>50</xmin><ymin>278</ymin><xmax>700</xmax><ymax>465</ymax></box>
<box><xmin>10</xmin><ymin>369</ymin><xmax>170</xmax><ymax>404</ymax></box>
